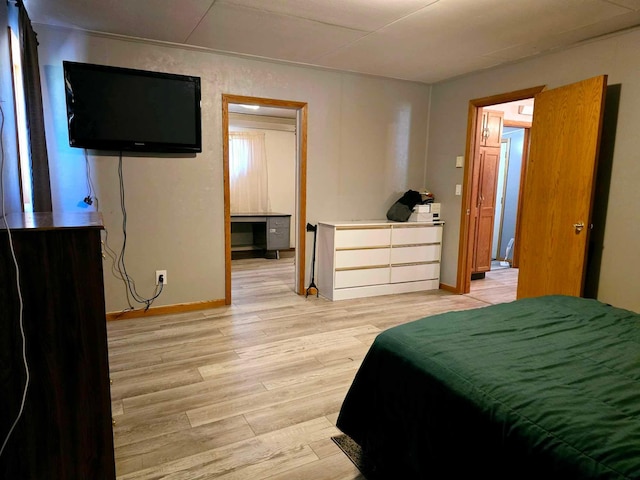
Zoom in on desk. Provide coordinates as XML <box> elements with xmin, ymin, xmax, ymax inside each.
<box><xmin>231</xmin><ymin>213</ymin><xmax>291</xmax><ymax>258</ymax></box>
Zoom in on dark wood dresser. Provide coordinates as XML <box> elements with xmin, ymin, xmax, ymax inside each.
<box><xmin>0</xmin><ymin>212</ymin><xmax>115</xmax><ymax>479</ymax></box>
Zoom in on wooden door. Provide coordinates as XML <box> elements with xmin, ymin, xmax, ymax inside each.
<box><xmin>472</xmin><ymin>146</ymin><xmax>501</xmax><ymax>273</ymax></box>
<box><xmin>470</xmin><ymin>109</ymin><xmax>504</xmax><ymax>275</ymax></box>
<box><xmin>517</xmin><ymin>75</ymin><xmax>607</xmax><ymax>298</ymax></box>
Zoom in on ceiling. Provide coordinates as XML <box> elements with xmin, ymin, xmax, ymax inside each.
<box><xmin>23</xmin><ymin>0</ymin><xmax>640</xmax><ymax>84</ymax></box>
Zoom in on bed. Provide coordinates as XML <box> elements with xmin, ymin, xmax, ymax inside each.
<box><xmin>336</xmin><ymin>295</ymin><xmax>640</xmax><ymax>479</ymax></box>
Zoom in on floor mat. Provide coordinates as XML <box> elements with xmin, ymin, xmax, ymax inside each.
<box><xmin>331</xmin><ymin>434</ymin><xmax>380</xmax><ymax>479</ymax></box>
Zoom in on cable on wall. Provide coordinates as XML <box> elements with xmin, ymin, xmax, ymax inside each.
<box><xmin>102</xmin><ymin>227</ymin><xmax>135</xmax><ymax>311</ymax></box>
<box><xmin>116</xmin><ymin>151</ymin><xmax>164</xmax><ymax>311</ymax></box>
<box><xmin>82</xmin><ymin>149</ymin><xmax>136</xmax><ymax>311</ymax></box>
<box><xmin>0</xmin><ymin>103</ymin><xmax>30</xmax><ymax>458</ymax></box>
<box><xmin>83</xmin><ymin>148</ymin><xmax>97</xmax><ymax>208</ymax></box>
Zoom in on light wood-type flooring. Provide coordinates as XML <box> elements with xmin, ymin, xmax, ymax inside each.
<box><xmin>107</xmin><ymin>258</ymin><xmax>518</xmax><ymax>479</ymax></box>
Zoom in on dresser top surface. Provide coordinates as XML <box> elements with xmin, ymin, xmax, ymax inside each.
<box><xmin>319</xmin><ymin>219</ymin><xmax>443</xmax><ymax>228</ymax></box>
<box><xmin>1</xmin><ymin>212</ymin><xmax>104</xmax><ymax>231</ymax></box>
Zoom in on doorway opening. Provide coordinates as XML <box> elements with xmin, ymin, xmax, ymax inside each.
<box><xmin>492</xmin><ymin>123</ymin><xmax>531</xmax><ymax>269</ymax></box>
<box><xmin>457</xmin><ymin>86</ymin><xmax>545</xmax><ymax>295</ymax></box>
<box><xmin>222</xmin><ymin>95</ymin><xmax>308</xmax><ymax>304</ymax></box>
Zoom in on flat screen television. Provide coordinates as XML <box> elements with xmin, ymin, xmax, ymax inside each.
<box><xmin>63</xmin><ymin>61</ymin><xmax>202</xmax><ymax>153</ymax></box>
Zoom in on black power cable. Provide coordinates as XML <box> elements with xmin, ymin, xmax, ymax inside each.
<box><xmin>0</xmin><ymin>103</ymin><xmax>30</xmax><ymax>458</ymax></box>
<box><xmin>116</xmin><ymin>152</ymin><xmax>164</xmax><ymax>311</ymax></box>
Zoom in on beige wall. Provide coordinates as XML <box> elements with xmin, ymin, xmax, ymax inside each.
<box><xmin>36</xmin><ymin>25</ymin><xmax>431</xmax><ymax>312</ymax></box>
<box><xmin>427</xmin><ymin>27</ymin><xmax>640</xmax><ymax>312</ymax></box>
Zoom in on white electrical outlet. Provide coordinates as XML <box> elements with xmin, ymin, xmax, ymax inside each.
<box><xmin>155</xmin><ymin>270</ymin><xmax>167</xmax><ymax>285</ymax></box>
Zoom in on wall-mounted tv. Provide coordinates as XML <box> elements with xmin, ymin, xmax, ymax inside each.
<box><xmin>63</xmin><ymin>61</ymin><xmax>202</xmax><ymax>153</ymax></box>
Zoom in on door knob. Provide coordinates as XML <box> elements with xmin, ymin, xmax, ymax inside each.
<box><xmin>573</xmin><ymin>222</ymin><xmax>585</xmax><ymax>233</ymax></box>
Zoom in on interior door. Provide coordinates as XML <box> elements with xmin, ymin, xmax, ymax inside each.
<box><xmin>472</xmin><ymin>146</ymin><xmax>501</xmax><ymax>273</ymax></box>
<box><xmin>517</xmin><ymin>75</ymin><xmax>607</xmax><ymax>299</ymax></box>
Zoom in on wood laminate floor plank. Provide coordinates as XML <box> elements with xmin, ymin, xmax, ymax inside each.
<box><xmin>264</xmin><ymin>451</ymin><xmax>365</xmax><ymax>480</ymax></box>
<box><xmin>119</xmin><ymin>377</ymin><xmax>267</xmax><ymax>424</ymax></box>
<box><xmin>115</xmin><ymin>415</ymin><xmax>255</xmax><ymax>476</ymax></box>
<box><xmin>185</xmin><ymin>368</ymin><xmax>361</xmax><ymax>429</ymax></box>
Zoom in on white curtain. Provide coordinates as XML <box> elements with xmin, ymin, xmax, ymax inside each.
<box><xmin>229</xmin><ymin>132</ymin><xmax>270</xmax><ymax>213</ymax></box>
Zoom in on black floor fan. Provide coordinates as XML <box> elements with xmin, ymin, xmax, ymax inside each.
<box><xmin>306</xmin><ymin>223</ymin><xmax>319</xmax><ymax>297</ymax></box>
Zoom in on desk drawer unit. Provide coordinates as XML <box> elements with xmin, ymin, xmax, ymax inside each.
<box><xmin>317</xmin><ymin>221</ymin><xmax>443</xmax><ymax>301</ymax></box>
<box><xmin>267</xmin><ymin>216</ymin><xmax>290</xmax><ymax>250</ymax></box>
<box><xmin>268</xmin><ymin>216</ymin><xmax>290</xmax><ymax>229</ymax></box>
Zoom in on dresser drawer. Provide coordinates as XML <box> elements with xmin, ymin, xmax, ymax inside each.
<box><xmin>391</xmin><ymin>226</ymin><xmax>442</xmax><ymax>245</ymax></box>
<box><xmin>335</xmin><ymin>267</ymin><xmax>390</xmax><ymax>288</ymax></box>
<box><xmin>335</xmin><ymin>248</ymin><xmax>390</xmax><ymax>268</ymax></box>
<box><xmin>391</xmin><ymin>244</ymin><xmax>441</xmax><ymax>264</ymax></box>
<box><xmin>335</xmin><ymin>228</ymin><xmax>391</xmax><ymax>248</ymax></box>
<box><xmin>390</xmin><ymin>263</ymin><xmax>440</xmax><ymax>283</ymax></box>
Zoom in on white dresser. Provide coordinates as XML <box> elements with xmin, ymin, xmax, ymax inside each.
<box><xmin>317</xmin><ymin>220</ymin><xmax>443</xmax><ymax>301</ymax></box>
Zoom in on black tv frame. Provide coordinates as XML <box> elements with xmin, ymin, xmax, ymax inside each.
<box><xmin>63</xmin><ymin>61</ymin><xmax>202</xmax><ymax>154</ymax></box>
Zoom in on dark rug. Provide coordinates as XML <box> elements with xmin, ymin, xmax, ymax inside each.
<box><xmin>332</xmin><ymin>434</ymin><xmax>380</xmax><ymax>479</ymax></box>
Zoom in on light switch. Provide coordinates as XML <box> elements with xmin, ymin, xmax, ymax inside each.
<box><xmin>455</xmin><ymin>184</ymin><xmax>462</xmax><ymax>196</ymax></box>
<box><xmin>455</xmin><ymin>156</ymin><xmax>464</xmax><ymax>168</ymax></box>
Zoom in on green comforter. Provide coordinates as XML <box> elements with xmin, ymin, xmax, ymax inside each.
<box><xmin>336</xmin><ymin>295</ymin><xmax>640</xmax><ymax>479</ymax></box>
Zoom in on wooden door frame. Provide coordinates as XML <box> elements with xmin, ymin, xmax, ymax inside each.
<box><xmin>456</xmin><ymin>86</ymin><xmax>545</xmax><ymax>294</ymax></box>
<box><xmin>222</xmin><ymin>94</ymin><xmax>308</xmax><ymax>304</ymax></box>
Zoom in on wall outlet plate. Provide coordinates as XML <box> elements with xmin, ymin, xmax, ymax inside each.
<box><xmin>155</xmin><ymin>270</ymin><xmax>167</xmax><ymax>285</ymax></box>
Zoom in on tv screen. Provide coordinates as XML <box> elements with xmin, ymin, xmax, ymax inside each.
<box><xmin>63</xmin><ymin>61</ymin><xmax>202</xmax><ymax>153</ymax></box>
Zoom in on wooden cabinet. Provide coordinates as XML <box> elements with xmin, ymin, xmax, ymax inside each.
<box><xmin>0</xmin><ymin>212</ymin><xmax>115</xmax><ymax>479</ymax></box>
<box><xmin>317</xmin><ymin>220</ymin><xmax>443</xmax><ymax>301</ymax></box>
